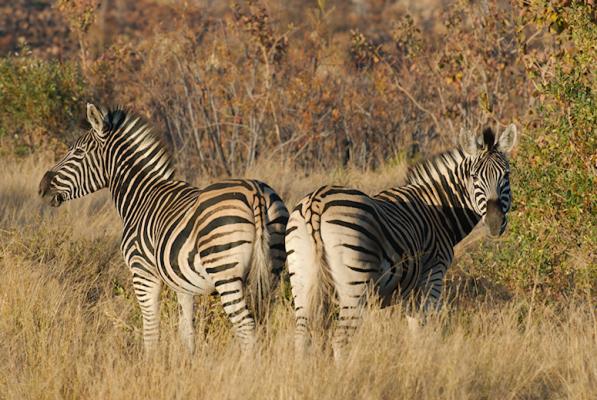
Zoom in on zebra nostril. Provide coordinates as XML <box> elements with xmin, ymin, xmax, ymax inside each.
<box><xmin>485</xmin><ymin>199</ymin><xmax>503</xmax><ymax>237</ymax></box>
<box><xmin>39</xmin><ymin>171</ymin><xmax>57</xmax><ymax>197</ymax></box>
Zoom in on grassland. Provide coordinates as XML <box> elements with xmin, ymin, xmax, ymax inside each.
<box><xmin>1</xmin><ymin>156</ymin><xmax>595</xmax><ymax>400</ymax></box>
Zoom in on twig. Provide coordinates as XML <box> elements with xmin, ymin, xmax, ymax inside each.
<box><xmin>378</xmin><ymin>52</ymin><xmax>441</xmax><ymax>129</ymax></box>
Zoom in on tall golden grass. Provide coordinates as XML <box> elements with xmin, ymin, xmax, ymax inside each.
<box><xmin>1</xmin><ymin>157</ymin><xmax>595</xmax><ymax>399</ymax></box>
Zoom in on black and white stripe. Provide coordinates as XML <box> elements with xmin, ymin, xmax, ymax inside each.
<box><xmin>286</xmin><ymin>125</ymin><xmax>517</xmax><ymax>359</ymax></box>
<box><xmin>39</xmin><ymin>104</ymin><xmax>289</xmax><ymax>352</ymax></box>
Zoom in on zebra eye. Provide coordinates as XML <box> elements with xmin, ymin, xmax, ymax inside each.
<box><xmin>73</xmin><ymin>147</ymin><xmax>86</xmax><ymax>156</ymax></box>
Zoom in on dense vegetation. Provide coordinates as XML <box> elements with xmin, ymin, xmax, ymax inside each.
<box><xmin>467</xmin><ymin>3</ymin><xmax>596</xmax><ymax>296</ymax></box>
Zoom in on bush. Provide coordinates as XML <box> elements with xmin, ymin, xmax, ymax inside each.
<box><xmin>0</xmin><ymin>48</ymin><xmax>86</xmax><ymax>155</ymax></box>
<box><xmin>464</xmin><ymin>2</ymin><xmax>596</xmax><ymax>298</ymax></box>
<box><xmin>76</xmin><ymin>0</ymin><xmax>529</xmax><ymax>176</ymax></box>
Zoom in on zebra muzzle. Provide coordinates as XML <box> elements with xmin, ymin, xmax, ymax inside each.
<box><xmin>39</xmin><ymin>171</ymin><xmax>64</xmax><ymax>207</ymax></box>
<box><xmin>485</xmin><ymin>199</ymin><xmax>504</xmax><ymax>237</ymax></box>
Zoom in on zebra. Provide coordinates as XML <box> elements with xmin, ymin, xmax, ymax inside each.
<box><xmin>286</xmin><ymin>124</ymin><xmax>517</xmax><ymax>359</ymax></box>
<box><xmin>39</xmin><ymin>103</ymin><xmax>289</xmax><ymax>353</ymax></box>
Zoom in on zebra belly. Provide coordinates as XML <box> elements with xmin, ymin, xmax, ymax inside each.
<box><xmin>155</xmin><ymin>235</ymin><xmax>217</xmax><ymax>296</ymax></box>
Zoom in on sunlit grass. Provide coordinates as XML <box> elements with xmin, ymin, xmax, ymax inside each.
<box><xmin>1</xmin><ymin>156</ymin><xmax>595</xmax><ymax>399</ymax></box>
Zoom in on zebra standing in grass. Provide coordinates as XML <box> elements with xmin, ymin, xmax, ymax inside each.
<box><xmin>286</xmin><ymin>125</ymin><xmax>517</xmax><ymax>359</ymax></box>
<box><xmin>39</xmin><ymin>104</ymin><xmax>288</xmax><ymax>352</ymax></box>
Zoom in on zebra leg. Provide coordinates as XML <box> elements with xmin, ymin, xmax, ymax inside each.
<box><xmin>324</xmin><ymin>233</ymin><xmax>380</xmax><ymax>361</ymax></box>
<box><xmin>420</xmin><ymin>266</ymin><xmax>445</xmax><ymax>314</ymax></box>
<box><xmin>331</xmin><ymin>259</ymin><xmax>374</xmax><ymax>361</ymax></box>
<box><xmin>408</xmin><ymin>266</ymin><xmax>445</xmax><ymax>333</ymax></box>
<box><xmin>285</xmin><ymin>208</ymin><xmax>319</xmax><ymax>355</ymax></box>
<box><xmin>131</xmin><ymin>272</ymin><xmax>163</xmax><ymax>352</ymax></box>
<box><xmin>176</xmin><ymin>292</ymin><xmax>195</xmax><ymax>354</ymax></box>
<box><xmin>332</xmin><ymin>288</ymin><xmax>366</xmax><ymax>362</ymax></box>
<box><xmin>290</xmin><ymin>273</ymin><xmax>313</xmax><ymax>355</ymax></box>
<box><xmin>216</xmin><ymin>279</ymin><xmax>256</xmax><ymax>351</ymax></box>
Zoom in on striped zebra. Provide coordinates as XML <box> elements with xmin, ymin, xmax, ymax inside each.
<box><xmin>39</xmin><ymin>104</ymin><xmax>289</xmax><ymax>353</ymax></box>
<box><xmin>286</xmin><ymin>125</ymin><xmax>517</xmax><ymax>359</ymax></box>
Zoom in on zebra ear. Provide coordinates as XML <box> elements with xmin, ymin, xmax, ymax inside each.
<box><xmin>459</xmin><ymin>128</ymin><xmax>480</xmax><ymax>156</ymax></box>
<box><xmin>87</xmin><ymin>103</ymin><xmax>106</xmax><ymax>137</ymax></box>
<box><xmin>497</xmin><ymin>124</ymin><xmax>517</xmax><ymax>154</ymax></box>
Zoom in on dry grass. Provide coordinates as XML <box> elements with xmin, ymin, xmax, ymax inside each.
<box><xmin>1</xmin><ymin>157</ymin><xmax>595</xmax><ymax>400</ymax></box>
<box><xmin>242</xmin><ymin>156</ymin><xmax>409</xmax><ymax>207</ymax></box>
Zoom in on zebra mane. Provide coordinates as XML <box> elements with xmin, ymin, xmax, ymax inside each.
<box><xmin>102</xmin><ymin>106</ymin><xmax>161</xmax><ymax>146</ymax></box>
<box><xmin>102</xmin><ymin>106</ymin><xmax>175</xmax><ymax>178</ymax></box>
<box><xmin>405</xmin><ymin>148</ymin><xmax>466</xmax><ymax>186</ymax></box>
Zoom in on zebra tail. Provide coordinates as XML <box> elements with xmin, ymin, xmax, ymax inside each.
<box><xmin>304</xmin><ymin>193</ymin><xmax>335</xmax><ymax>335</ymax></box>
<box><xmin>247</xmin><ymin>188</ymin><xmax>273</xmax><ymax>323</ymax></box>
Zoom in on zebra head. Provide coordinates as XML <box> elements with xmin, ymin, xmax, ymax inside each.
<box><xmin>39</xmin><ymin>104</ymin><xmax>114</xmax><ymax>207</ymax></box>
<box><xmin>459</xmin><ymin>124</ymin><xmax>517</xmax><ymax>238</ymax></box>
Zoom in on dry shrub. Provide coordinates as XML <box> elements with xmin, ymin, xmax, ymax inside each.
<box><xmin>67</xmin><ymin>0</ymin><xmax>528</xmax><ymax>177</ymax></box>
<box><xmin>1</xmin><ymin>1</ymin><xmax>530</xmax><ymax>173</ymax></box>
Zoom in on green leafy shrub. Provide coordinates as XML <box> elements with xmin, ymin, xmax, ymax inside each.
<box><xmin>465</xmin><ymin>2</ymin><xmax>596</xmax><ymax>298</ymax></box>
<box><xmin>0</xmin><ymin>48</ymin><xmax>86</xmax><ymax>154</ymax></box>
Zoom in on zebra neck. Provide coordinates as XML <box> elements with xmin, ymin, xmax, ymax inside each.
<box><xmin>107</xmin><ymin>143</ymin><xmax>174</xmax><ymax>223</ymax></box>
<box><xmin>406</xmin><ymin>149</ymin><xmax>482</xmax><ymax>246</ymax></box>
